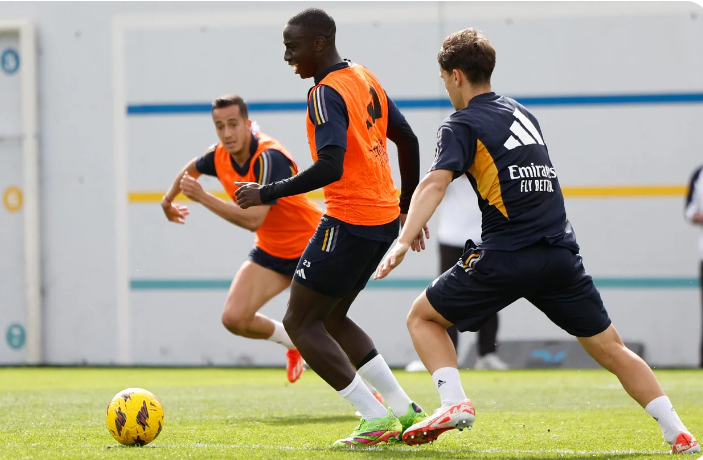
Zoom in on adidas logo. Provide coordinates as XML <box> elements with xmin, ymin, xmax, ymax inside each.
<box><xmin>295</xmin><ymin>268</ymin><xmax>307</xmax><ymax>280</ymax></box>
<box><xmin>437</xmin><ymin>379</ymin><xmax>446</xmax><ymax>388</ymax></box>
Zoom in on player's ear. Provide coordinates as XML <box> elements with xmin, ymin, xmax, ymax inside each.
<box><xmin>313</xmin><ymin>35</ymin><xmax>326</xmax><ymax>52</ymax></box>
<box><xmin>452</xmin><ymin>68</ymin><xmax>462</xmax><ymax>87</ymax></box>
<box><xmin>246</xmin><ymin>119</ymin><xmax>252</xmax><ymax>130</ymax></box>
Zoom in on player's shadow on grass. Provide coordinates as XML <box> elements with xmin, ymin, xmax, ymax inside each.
<box><xmin>259</xmin><ymin>414</ymin><xmax>358</xmax><ymax>426</ymax></box>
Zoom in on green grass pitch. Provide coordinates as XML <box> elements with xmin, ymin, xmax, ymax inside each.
<box><xmin>0</xmin><ymin>367</ymin><xmax>701</xmax><ymax>459</ymax></box>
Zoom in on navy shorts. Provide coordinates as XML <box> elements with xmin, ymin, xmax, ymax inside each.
<box><xmin>248</xmin><ymin>246</ymin><xmax>300</xmax><ymax>278</ymax></box>
<box><xmin>293</xmin><ymin>216</ymin><xmax>396</xmax><ymax>298</ymax></box>
<box><xmin>425</xmin><ymin>241</ymin><xmax>612</xmax><ymax>338</ymax></box>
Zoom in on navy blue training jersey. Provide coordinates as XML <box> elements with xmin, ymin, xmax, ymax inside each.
<box><xmin>431</xmin><ymin>92</ymin><xmax>578</xmax><ymax>252</ymax></box>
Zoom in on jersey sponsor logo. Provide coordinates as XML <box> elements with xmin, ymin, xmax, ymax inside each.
<box><xmin>508</xmin><ymin>163</ymin><xmax>557</xmax><ymax>194</ymax></box>
<box><xmin>370</xmin><ymin>139</ymin><xmax>389</xmax><ymax>168</ymax></box>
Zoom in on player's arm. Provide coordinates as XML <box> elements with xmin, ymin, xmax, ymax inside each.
<box><xmin>194</xmin><ymin>187</ymin><xmax>270</xmax><ymax>231</ymax></box>
<box><xmin>684</xmin><ymin>167</ymin><xmax>703</xmax><ymax>225</ymax></box>
<box><xmin>236</xmin><ymin>85</ymin><xmax>347</xmax><ymax>208</ymax></box>
<box><xmin>375</xmin><ymin>121</ymin><xmax>476</xmax><ymax>279</ymax></box>
<box><xmin>160</xmin><ymin>157</ymin><xmax>202</xmax><ymax>224</ymax></box>
<box><xmin>186</xmin><ymin>150</ymin><xmax>294</xmax><ymax>231</ymax></box>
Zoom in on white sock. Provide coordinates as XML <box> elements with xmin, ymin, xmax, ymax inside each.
<box><xmin>432</xmin><ymin>367</ymin><xmax>467</xmax><ymax>407</ymax></box>
<box><xmin>645</xmin><ymin>396</ymin><xmax>688</xmax><ymax>444</ymax></box>
<box><xmin>358</xmin><ymin>354</ymin><xmax>412</xmax><ymax>417</ymax></box>
<box><xmin>267</xmin><ymin>320</ymin><xmax>294</xmax><ymax>349</ymax></box>
<box><xmin>363</xmin><ymin>378</ymin><xmax>378</xmax><ymax>394</ymax></box>
<box><xmin>337</xmin><ymin>374</ymin><xmax>388</xmax><ymax>421</ymax></box>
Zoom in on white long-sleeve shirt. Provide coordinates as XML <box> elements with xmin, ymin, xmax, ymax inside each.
<box><xmin>437</xmin><ymin>174</ymin><xmax>483</xmax><ymax>248</ymax></box>
<box><xmin>685</xmin><ymin>166</ymin><xmax>703</xmax><ymax>260</ymax></box>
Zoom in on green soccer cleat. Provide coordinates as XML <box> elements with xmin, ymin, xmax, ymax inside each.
<box><xmin>398</xmin><ymin>402</ymin><xmax>428</xmax><ymax>433</ymax></box>
<box><xmin>332</xmin><ymin>409</ymin><xmax>402</xmax><ymax>448</ymax></box>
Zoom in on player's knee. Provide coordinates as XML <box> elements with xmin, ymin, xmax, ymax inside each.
<box><xmin>406</xmin><ymin>295</ymin><xmax>426</xmax><ymax>328</ymax></box>
<box><xmin>221</xmin><ymin>310</ymin><xmax>253</xmax><ymax>336</ymax></box>
<box><xmin>282</xmin><ymin>310</ymin><xmax>300</xmax><ymax>338</ymax></box>
<box><xmin>406</xmin><ymin>306</ymin><xmax>421</xmax><ymax>332</ymax></box>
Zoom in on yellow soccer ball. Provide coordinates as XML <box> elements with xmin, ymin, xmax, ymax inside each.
<box><xmin>106</xmin><ymin>388</ymin><xmax>165</xmax><ymax>446</ymax></box>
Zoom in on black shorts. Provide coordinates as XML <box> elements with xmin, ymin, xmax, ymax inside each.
<box><xmin>426</xmin><ymin>241</ymin><xmax>612</xmax><ymax>338</ymax></box>
<box><xmin>293</xmin><ymin>216</ymin><xmax>396</xmax><ymax>298</ymax></box>
<box><xmin>248</xmin><ymin>246</ymin><xmax>299</xmax><ymax>278</ymax></box>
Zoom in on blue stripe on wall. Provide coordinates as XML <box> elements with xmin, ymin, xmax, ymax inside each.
<box><xmin>127</xmin><ymin>92</ymin><xmax>703</xmax><ymax>115</ymax></box>
<box><xmin>130</xmin><ymin>277</ymin><xmax>700</xmax><ymax>291</ymax></box>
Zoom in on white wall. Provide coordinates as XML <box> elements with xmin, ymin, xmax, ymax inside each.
<box><xmin>0</xmin><ymin>1</ymin><xmax>702</xmax><ymax>366</ymax></box>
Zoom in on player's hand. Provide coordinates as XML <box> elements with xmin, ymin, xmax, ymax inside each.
<box><xmin>400</xmin><ymin>213</ymin><xmax>430</xmax><ymax>252</ymax></box>
<box><xmin>160</xmin><ymin>198</ymin><xmax>189</xmax><ymax>224</ymax></box>
<box><xmin>374</xmin><ymin>241</ymin><xmax>410</xmax><ymax>280</ymax></box>
<box><xmin>234</xmin><ymin>182</ymin><xmax>263</xmax><ymax>209</ymax></box>
<box><xmin>180</xmin><ymin>172</ymin><xmax>205</xmax><ymax>203</ymax></box>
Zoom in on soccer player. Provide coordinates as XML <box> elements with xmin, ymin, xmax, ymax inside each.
<box><xmin>236</xmin><ymin>8</ymin><xmax>429</xmax><ymax>447</ymax></box>
<box><xmin>405</xmin><ymin>175</ymin><xmax>508</xmax><ymax>372</ymax></box>
<box><xmin>374</xmin><ymin>28</ymin><xmax>700</xmax><ymax>453</ymax></box>
<box><xmin>684</xmin><ymin>165</ymin><xmax>703</xmax><ymax>368</ymax></box>
<box><xmin>161</xmin><ymin>94</ymin><xmax>321</xmax><ymax>384</ymax></box>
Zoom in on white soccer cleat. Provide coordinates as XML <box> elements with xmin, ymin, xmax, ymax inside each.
<box><xmin>474</xmin><ymin>353</ymin><xmax>509</xmax><ymax>370</ymax></box>
<box><xmin>671</xmin><ymin>432</ymin><xmax>700</xmax><ymax>454</ymax></box>
<box><xmin>401</xmin><ymin>399</ymin><xmax>475</xmax><ymax>446</ymax></box>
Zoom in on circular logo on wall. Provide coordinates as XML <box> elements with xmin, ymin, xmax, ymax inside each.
<box><xmin>1</xmin><ymin>48</ymin><xmax>20</xmax><ymax>75</ymax></box>
<box><xmin>6</xmin><ymin>324</ymin><xmax>26</xmax><ymax>350</ymax></box>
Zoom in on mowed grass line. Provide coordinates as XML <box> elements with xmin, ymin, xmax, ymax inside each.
<box><xmin>0</xmin><ymin>368</ymin><xmax>700</xmax><ymax>459</ymax></box>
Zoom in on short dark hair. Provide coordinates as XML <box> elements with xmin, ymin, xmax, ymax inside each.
<box><xmin>287</xmin><ymin>8</ymin><xmax>336</xmax><ymax>40</ymax></box>
<box><xmin>438</xmin><ymin>28</ymin><xmax>496</xmax><ymax>86</ymax></box>
<box><xmin>211</xmin><ymin>94</ymin><xmax>248</xmax><ymax>119</ymax></box>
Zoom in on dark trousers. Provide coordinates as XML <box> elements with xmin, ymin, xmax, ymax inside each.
<box><xmin>440</xmin><ymin>243</ymin><xmax>499</xmax><ymax>357</ymax></box>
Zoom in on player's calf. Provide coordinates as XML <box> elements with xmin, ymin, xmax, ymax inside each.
<box><xmin>579</xmin><ymin>325</ymin><xmax>699</xmax><ymax>452</ymax></box>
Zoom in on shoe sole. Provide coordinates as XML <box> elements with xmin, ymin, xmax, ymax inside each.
<box><xmin>334</xmin><ymin>430</ymin><xmax>401</xmax><ymax>447</ymax></box>
<box><xmin>402</xmin><ymin>418</ymin><xmax>473</xmax><ymax>446</ymax></box>
<box><xmin>673</xmin><ymin>444</ymin><xmax>700</xmax><ymax>454</ymax></box>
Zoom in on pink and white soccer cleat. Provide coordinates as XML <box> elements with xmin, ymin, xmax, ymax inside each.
<box><xmin>401</xmin><ymin>399</ymin><xmax>475</xmax><ymax>446</ymax></box>
<box><xmin>671</xmin><ymin>432</ymin><xmax>701</xmax><ymax>454</ymax></box>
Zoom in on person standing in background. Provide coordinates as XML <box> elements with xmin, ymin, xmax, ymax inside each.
<box><xmin>685</xmin><ymin>165</ymin><xmax>703</xmax><ymax>368</ymax></box>
<box><xmin>405</xmin><ymin>175</ymin><xmax>508</xmax><ymax>372</ymax></box>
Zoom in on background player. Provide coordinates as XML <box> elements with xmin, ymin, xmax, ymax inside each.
<box><xmin>236</xmin><ymin>8</ymin><xmax>429</xmax><ymax>447</ymax></box>
<box><xmin>684</xmin><ymin>165</ymin><xmax>703</xmax><ymax>368</ymax></box>
<box><xmin>161</xmin><ymin>94</ymin><xmax>321</xmax><ymax>384</ymax></box>
<box><xmin>374</xmin><ymin>28</ymin><xmax>700</xmax><ymax>453</ymax></box>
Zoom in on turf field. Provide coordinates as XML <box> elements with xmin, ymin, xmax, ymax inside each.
<box><xmin>0</xmin><ymin>367</ymin><xmax>701</xmax><ymax>459</ymax></box>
